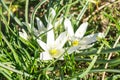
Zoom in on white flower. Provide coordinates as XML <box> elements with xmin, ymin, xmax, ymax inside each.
<box><xmin>19</xmin><ymin>29</ymin><xmax>28</xmax><ymax>40</ymax></box>
<box><xmin>64</xmin><ymin>18</ymin><xmax>104</xmax><ymax>54</ymax></box>
<box><xmin>19</xmin><ymin>17</ymin><xmax>46</xmax><ymax>40</ymax></box>
<box><xmin>37</xmin><ymin>23</ymin><xmax>68</xmax><ymax>60</ymax></box>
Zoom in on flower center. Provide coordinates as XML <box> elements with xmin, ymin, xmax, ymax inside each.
<box><xmin>49</xmin><ymin>48</ymin><xmax>58</xmax><ymax>56</ymax></box>
<box><xmin>72</xmin><ymin>40</ymin><xmax>79</xmax><ymax>46</ymax></box>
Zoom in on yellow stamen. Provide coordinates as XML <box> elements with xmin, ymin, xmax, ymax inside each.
<box><xmin>49</xmin><ymin>49</ymin><xmax>58</xmax><ymax>56</ymax></box>
<box><xmin>72</xmin><ymin>40</ymin><xmax>79</xmax><ymax>46</ymax></box>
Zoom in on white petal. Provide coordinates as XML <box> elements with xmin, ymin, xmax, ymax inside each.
<box><xmin>67</xmin><ymin>46</ymin><xmax>80</xmax><ymax>54</ymax></box>
<box><xmin>55</xmin><ymin>32</ymin><xmax>68</xmax><ymax>48</ymax></box>
<box><xmin>19</xmin><ymin>29</ymin><xmax>28</xmax><ymax>40</ymax></box>
<box><xmin>34</xmin><ymin>18</ymin><xmax>47</xmax><ymax>37</ymax></box>
<box><xmin>48</xmin><ymin>8</ymin><xmax>56</xmax><ymax>22</ymax></box>
<box><xmin>97</xmin><ymin>32</ymin><xmax>105</xmax><ymax>38</ymax></box>
<box><xmin>75</xmin><ymin>22</ymin><xmax>88</xmax><ymax>38</ymax></box>
<box><xmin>40</xmin><ymin>52</ymin><xmax>53</xmax><ymax>60</ymax></box>
<box><xmin>33</xmin><ymin>27</ymin><xmax>39</xmax><ymax>36</ymax></box>
<box><xmin>36</xmin><ymin>17</ymin><xmax>46</xmax><ymax>31</ymax></box>
<box><xmin>79</xmin><ymin>33</ymin><xmax>103</xmax><ymax>45</ymax></box>
<box><xmin>67</xmin><ymin>44</ymin><xmax>94</xmax><ymax>54</ymax></box>
<box><xmin>47</xmin><ymin>23</ymin><xmax>54</xmax><ymax>46</ymax></box>
<box><xmin>79</xmin><ymin>44</ymin><xmax>94</xmax><ymax>50</ymax></box>
<box><xmin>37</xmin><ymin>39</ymin><xmax>48</xmax><ymax>51</ymax></box>
<box><xmin>64</xmin><ymin>18</ymin><xmax>74</xmax><ymax>37</ymax></box>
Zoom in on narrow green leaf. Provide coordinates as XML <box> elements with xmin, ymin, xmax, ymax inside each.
<box><xmin>76</xmin><ymin>0</ymin><xmax>89</xmax><ymax>26</ymax></box>
<box><xmin>1</xmin><ymin>32</ymin><xmax>21</xmax><ymax>66</ymax></box>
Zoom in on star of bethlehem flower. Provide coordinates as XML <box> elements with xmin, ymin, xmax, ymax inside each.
<box><xmin>64</xmin><ymin>18</ymin><xmax>104</xmax><ymax>54</ymax></box>
<box><xmin>19</xmin><ymin>7</ymin><xmax>63</xmax><ymax>40</ymax></box>
<box><xmin>37</xmin><ymin>23</ymin><xmax>68</xmax><ymax>60</ymax></box>
<box><xmin>19</xmin><ymin>17</ymin><xmax>47</xmax><ymax>40</ymax></box>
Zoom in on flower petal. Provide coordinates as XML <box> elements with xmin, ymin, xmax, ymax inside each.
<box><xmin>36</xmin><ymin>17</ymin><xmax>46</xmax><ymax>31</ymax></box>
<box><xmin>79</xmin><ymin>33</ymin><xmax>104</xmax><ymax>45</ymax></box>
<box><xmin>40</xmin><ymin>52</ymin><xmax>52</xmax><ymax>60</ymax></box>
<box><xmin>37</xmin><ymin>39</ymin><xmax>48</xmax><ymax>51</ymax></box>
<box><xmin>97</xmin><ymin>32</ymin><xmax>105</xmax><ymax>38</ymax></box>
<box><xmin>67</xmin><ymin>44</ymin><xmax>94</xmax><ymax>54</ymax></box>
<box><xmin>47</xmin><ymin>23</ymin><xmax>54</xmax><ymax>46</ymax></box>
<box><xmin>75</xmin><ymin>22</ymin><xmax>88</xmax><ymax>38</ymax></box>
<box><xmin>79</xmin><ymin>44</ymin><xmax>94</xmax><ymax>50</ymax></box>
<box><xmin>55</xmin><ymin>32</ymin><xmax>68</xmax><ymax>48</ymax></box>
<box><xmin>19</xmin><ymin>29</ymin><xmax>28</xmax><ymax>40</ymax></box>
<box><xmin>33</xmin><ymin>27</ymin><xmax>39</xmax><ymax>36</ymax></box>
<box><xmin>48</xmin><ymin>8</ymin><xmax>56</xmax><ymax>23</ymax></box>
<box><xmin>67</xmin><ymin>46</ymin><xmax>80</xmax><ymax>54</ymax></box>
<box><xmin>64</xmin><ymin>18</ymin><xmax>74</xmax><ymax>37</ymax></box>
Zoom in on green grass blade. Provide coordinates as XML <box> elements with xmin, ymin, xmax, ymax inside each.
<box><xmin>74</xmin><ymin>44</ymin><xmax>104</xmax><ymax>78</ymax></box>
<box><xmin>90</xmin><ymin>69</ymin><xmax>120</xmax><ymax>73</ymax></box>
<box><xmin>1</xmin><ymin>32</ymin><xmax>21</xmax><ymax>66</ymax></box>
<box><xmin>76</xmin><ymin>0</ymin><xmax>89</xmax><ymax>26</ymax></box>
<box><xmin>0</xmin><ymin>62</ymin><xmax>32</xmax><ymax>77</ymax></box>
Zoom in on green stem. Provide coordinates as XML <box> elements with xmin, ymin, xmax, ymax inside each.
<box><xmin>25</xmin><ymin>0</ymin><xmax>29</xmax><ymax>24</ymax></box>
<box><xmin>25</xmin><ymin>0</ymin><xmax>31</xmax><ymax>33</ymax></box>
<box><xmin>65</xmin><ymin>0</ymin><xmax>72</xmax><ymax>18</ymax></box>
